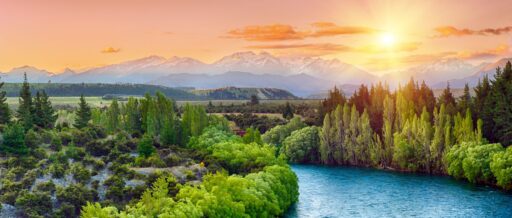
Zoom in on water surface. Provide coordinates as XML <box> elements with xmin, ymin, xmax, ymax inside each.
<box><xmin>286</xmin><ymin>164</ymin><xmax>512</xmax><ymax>218</ymax></box>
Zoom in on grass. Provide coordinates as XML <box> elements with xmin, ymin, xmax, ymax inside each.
<box><xmin>6</xmin><ymin>97</ymin><xmax>321</xmax><ymax>108</ymax></box>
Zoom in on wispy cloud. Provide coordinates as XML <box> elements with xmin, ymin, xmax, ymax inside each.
<box><xmin>309</xmin><ymin>22</ymin><xmax>379</xmax><ymax>37</ymax></box>
<box><xmin>226</xmin><ymin>24</ymin><xmax>308</xmax><ymax>41</ymax></box>
<box><xmin>434</xmin><ymin>26</ymin><xmax>512</xmax><ymax>37</ymax></box>
<box><xmin>101</xmin><ymin>47</ymin><xmax>121</xmax><ymax>53</ymax></box>
<box><xmin>456</xmin><ymin>44</ymin><xmax>509</xmax><ymax>60</ymax></box>
<box><xmin>226</xmin><ymin>22</ymin><xmax>378</xmax><ymax>41</ymax></box>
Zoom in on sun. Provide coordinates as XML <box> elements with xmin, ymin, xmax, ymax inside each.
<box><xmin>379</xmin><ymin>32</ymin><xmax>396</xmax><ymax>47</ymax></box>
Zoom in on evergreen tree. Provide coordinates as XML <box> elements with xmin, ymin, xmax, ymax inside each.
<box><xmin>249</xmin><ymin>94</ymin><xmax>259</xmax><ymax>105</ymax></box>
<box><xmin>0</xmin><ymin>122</ymin><xmax>28</xmax><ymax>155</ymax></box>
<box><xmin>39</xmin><ymin>91</ymin><xmax>56</xmax><ymax>128</ymax></box>
<box><xmin>457</xmin><ymin>83</ymin><xmax>472</xmax><ymax>114</ymax></box>
<box><xmin>438</xmin><ymin>83</ymin><xmax>457</xmax><ymax>115</ymax></box>
<box><xmin>0</xmin><ymin>79</ymin><xmax>11</xmax><ymax>124</ymax></box>
<box><xmin>484</xmin><ymin>61</ymin><xmax>512</xmax><ymax>146</ymax></box>
<box><xmin>17</xmin><ymin>73</ymin><xmax>33</xmax><ymax>130</ymax></box>
<box><xmin>74</xmin><ymin>95</ymin><xmax>92</xmax><ymax>129</ymax></box>
<box><xmin>473</xmin><ymin>75</ymin><xmax>490</xmax><ymax>122</ymax></box>
<box><xmin>282</xmin><ymin>102</ymin><xmax>294</xmax><ymax>120</ymax></box>
<box><xmin>33</xmin><ymin>91</ymin><xmax>44</xmax><ymax>127</ymax></box>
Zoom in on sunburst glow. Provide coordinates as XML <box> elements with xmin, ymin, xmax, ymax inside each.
<box><xmin>379</xmin><ymin>32</ymin><xmax>397</xmax><ymax>47</ymax></box>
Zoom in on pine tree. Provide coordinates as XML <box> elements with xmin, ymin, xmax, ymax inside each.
<box><xmin>438</xmin><ymin>83</ymin><xmax>457</xmax><ymax>115</ymax></box>
<box><xmin>249</xmin><ymin>94</ymin><xmax>259</xmax><ymax>105</ymax></box>
<box><xmin>485</xmin><ymin>61</ymin><xmax>512</xmax><ymax>146</ymax></box>
<box><xmin>0</xmin><ymin>122</ymin><xmax>28</xmax><ymax>155</ymax></box>
<box><xmin>33</xmin><ymin>91</ymin><xmax>44</xmax><ymax>127</ymax></box>
<box><xmin>473</xmin><ymin>75</ymin><xmax>490</xmax><ymax>122</ymax></box>
<box><xmin>39</xmin><ymin>91</ymin><xmax>56</xmax><ymax>128</ymax></box>
<box><xmin>74</xmin><ymin>95</ymin><xmax>92</xmax><ymax>129</ymax></box>
<box><xmin>457</xmin><ymin>83</ymin><xmax>472</xmax><ymax>114</ymax></box>
<box><xmin>282</xmin><ymin>102</ymin><xmax>294</xmax><ymax>120</ymax></box>
<box><xmin>0</xmin><ymin>79</ymin><xmax>11</xmax><ymax>124</ymax></box>
<box><xmin>17</xmin><ymin>73</ymin><xmax>33</xmax><ymax>130</ymax></box>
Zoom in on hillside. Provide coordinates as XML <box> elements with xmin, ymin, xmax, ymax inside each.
<box><xmin>191</xmin><ymin>87</ymin><xmax>298</xmax><ymax>100</ymax></box>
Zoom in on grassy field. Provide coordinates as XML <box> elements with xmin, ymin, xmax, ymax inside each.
<box><xmin>6</xmin><ymin>97</ymin><xmax>321</xmax><ymax>108</ymax></box>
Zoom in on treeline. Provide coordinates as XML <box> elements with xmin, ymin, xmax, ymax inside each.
<box><xmin>263</xmin><ymin>61</ymin><xmax>512</xmax><ymax>190</ymax></box>
<box><xmin>2</xmin><ymin>82</ymin><xmax>201</xmax><ymax>100</ymax></box>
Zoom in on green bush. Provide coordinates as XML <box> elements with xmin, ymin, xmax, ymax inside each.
<box><xmin>70</xmin><ymin>163</ymin><xmax>92</xmax><ymax>184</ymax></box>
<box><xmin>490</xmin><ymin>147</ymin><xmax>512</xmax><ymax>189</ymax></box>
<box><xmin>15</xmin><ymin>190</ymin><xmax>53</xmax><ymax>217</ymax></box>
<box><xmin>281</xmin><ymin>126</ymin><xmax>320</xmax><ymax>163</ymax></box>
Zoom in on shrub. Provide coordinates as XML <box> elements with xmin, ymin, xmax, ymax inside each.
<box><xmin>490</xmin><ymin>147</ymin><xmax>512</xmax><ymax>189</ymax></box>
<box><xmin>137</xmin><ymin>134</ymin><xmax>156</xmax><ymax>158</ymax></box>
<box><xmin>15</xmin><ymin>190</ymin><xmax>53</xmax><ymax>217</ymax></box>
<box><xmin>70</xmin><ymin>163</ymin><xmax>92</xmax><ymax>184</ymax></box>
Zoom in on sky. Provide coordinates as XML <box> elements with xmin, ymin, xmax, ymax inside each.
<box><xmin>1</xmin><ymin>0</ymin><xmax>511</xmax><ymax>74</ymax></box>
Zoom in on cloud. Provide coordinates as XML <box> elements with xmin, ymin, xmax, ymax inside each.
<box><xmin>101</xmin><ymin>47</ymin><xmax>121</xmax><ymax>53</ymax></box>
<box><xmin>226</xmin><ymin>24</ymin><xmax>308</xmax><ymax>41</ymax></box>
<box><xmin>456</xmin><ymin>44</ymin><xmax>509</xmax><ymax>60</ymax></box>
<box><xmin>309</xmin><ymin>22</ymin><xmax>379</xmax><ymax>37</ymax></box>
<box><xmin>434</xmin><ymin>26</ymin><xmax>512</xmax><ymax>37</ymax></box>
<box><xmin>226</xmin><ymin>22</ymin><xmax>378</xmax><ymax>41</ymax></box>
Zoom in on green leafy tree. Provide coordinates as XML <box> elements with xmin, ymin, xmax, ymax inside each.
<box><xmin>123</xmin><ymin>97</ymin><xmax>142</xmax><ymax>134</ymax></box>
<box><xmin>490</xmin><ymin>147</ymin><xmax>512</xmax><ymax>190</ymax></box>
<box><xmin>242</xmin><ymin>127</ymin><xmax>263</xmax><ymax>145</ymax></box>
<box><xmin>282</xmin><ymin>126</ymin><xmax>320</xmax><ymax>163</ymax></box>
<box><xmin>106</xmin><ymin>99</ymin><xmax>120</xmax><ymax>132</ymax></box>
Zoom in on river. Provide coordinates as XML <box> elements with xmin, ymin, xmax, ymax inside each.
<box><xmin>286</xmin><ymin>164</ymin><xmax>512</xmax><ymax>218</ymax></box>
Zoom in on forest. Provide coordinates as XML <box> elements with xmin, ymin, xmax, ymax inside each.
<box><xmin>268</xmin><ymin>61</ymin><xmax>512</xmax><ymax>190</ymax></box>
<box><xmin>0</xmin><ymin>61</ymin><xmax>511</xmax><ymax>217</ymax></box>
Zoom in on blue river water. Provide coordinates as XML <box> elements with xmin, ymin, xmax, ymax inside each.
<box><xmin>286</xmin><ymin>164</ymin><xmax>512</xmax><ymax>218</ymax></box>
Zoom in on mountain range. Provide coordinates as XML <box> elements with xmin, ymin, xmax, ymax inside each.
<box><xmin>1</xmin><ymin>51</ymin><xmax>510</xmax><ymax>97</ymax></box>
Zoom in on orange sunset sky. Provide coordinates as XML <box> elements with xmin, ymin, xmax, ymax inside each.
<box><xmin>1</xmin><ymin>0</ymin><xmax>511</xmax><ymax>74</ymax></box>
